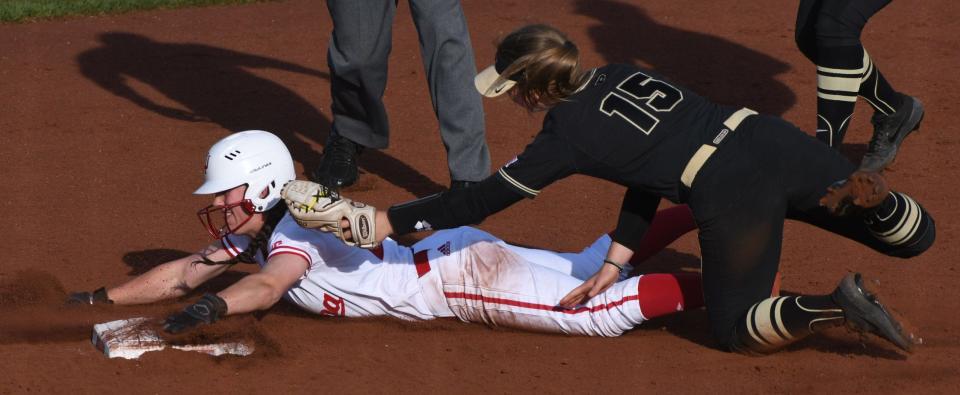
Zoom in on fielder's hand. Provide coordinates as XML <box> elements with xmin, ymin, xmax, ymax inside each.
<box><xmin>281</xmin><ymin>180</ymin><xmax>379</xmax><ymax>249</ymax></box>
<box><xmin>558</xmin><ymin>263</ymin><xmax>622</xmax><ymax>308</ymax></box>
<box><xmin>66</xmin><ymin>287</ymin><xmax>113</xmax><ymax>305</ymax></box>
<box><xmin>163</xmin><ymin>293</ymin><xmax>227</xmax><ymax>334</ymax></box>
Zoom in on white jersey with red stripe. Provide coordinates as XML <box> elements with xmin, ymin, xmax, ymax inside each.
<box><xmin>221</xmin><ymin>213</ymin><xmax>438</xmax><ymax>320</ymax></box>
<box><xmin>223</xmin><ymin>212</ymin><xmax>655</xmax><ymax>336</ymax></box>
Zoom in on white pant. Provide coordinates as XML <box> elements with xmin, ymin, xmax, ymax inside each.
<box><xmin>413</xmin><ymin>227</ymin><xmax>646</xmax><ymax>337</ymax></box>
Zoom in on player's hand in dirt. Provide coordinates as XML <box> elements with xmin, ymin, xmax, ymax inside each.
<box><xmin>162</xmin><ymin>293</ymin><xmax>227</xmax><ymax>334</ymax></box>
<box><xmin>558</xmin><ymin>263</ymin><xmax>622</xmax><ymax>309</ymax></box>
<box><xmin>66</xmin><ymin>287</ymin><xmax>113</xmax><ymax>305</ymax></box>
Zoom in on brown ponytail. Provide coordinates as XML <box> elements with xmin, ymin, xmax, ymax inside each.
<box><xmin>493</xmin><ymin>24</ymin><xmax>589</xmax><ymax>111</ymax></box>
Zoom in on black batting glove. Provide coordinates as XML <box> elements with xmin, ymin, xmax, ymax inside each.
<box><xmin>66</xmin><ymin>287</ymin><xmax>113</xmax><ymax>305</ymax></box>
<box><xmin>162</xmin><ymin>293</ymin><xmax>228</xmax><ymax>334</ymax></box>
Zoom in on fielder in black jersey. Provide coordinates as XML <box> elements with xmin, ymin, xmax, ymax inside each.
<box><xmin>795</xmin><ymin>0</ymin><xmax>924</xmax><ymax>171</ymax></box>
<box><xmin>293</xmin><ymin>24</ymin><xmax>935</xmax><ymax>355</ymax></box>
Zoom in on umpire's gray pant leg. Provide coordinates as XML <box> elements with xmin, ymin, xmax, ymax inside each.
<box><xmin>326</xmin><ymin>0</ymin><xmax>395</xmax><ymax>149</ymax></box>
<box><xmin>409</xmin><ymin>0</ymin><xmax>491</xmax><ymax>182</ymax></box>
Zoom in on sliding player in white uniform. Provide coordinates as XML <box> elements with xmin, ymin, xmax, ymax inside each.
<box><xmin>69</xmin><ymin>130</ymin><xmax>703</xmax><ymax>337</ymax></box>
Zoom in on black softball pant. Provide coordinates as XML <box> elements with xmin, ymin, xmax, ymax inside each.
<box><xmin>795</xmin><ymin>0</ymin><xmax>892</xmax><ymax>59</ymax></box>
<box><xmin>685</xmin><ymin>114</ymin><xmax>930</xmax><ymax>348</ymax></box>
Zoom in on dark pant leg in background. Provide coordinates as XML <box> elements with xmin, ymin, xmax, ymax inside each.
<box><xmin>795</xmin><ymin>0</ymin><xmax>901</xmax><ymax>147</ymax></box>
<box><xmin>326</xmin><ymin>0</ymin><xmax>396</xmax><ymax>149</ymax></box>
<box><xmin>409</xmin><ymin>0</ymin><xmax>491</xmax><ymax>183</ymax></box>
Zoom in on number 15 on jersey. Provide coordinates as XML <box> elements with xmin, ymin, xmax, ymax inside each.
<box><xmin>600</xmin><ymin>71</ymin><xmax>683</xmax><ymax>135</ymax></box>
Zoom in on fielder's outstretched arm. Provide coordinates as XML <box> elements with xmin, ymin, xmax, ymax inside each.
<box><xmin>385</xmin><ymin>175</ymin><xmax>525</xmax><ymax>236</ymax></box>
<box><xmin>300</xmin><ymin>175</ymin><xmax>525</xmax><ymax>245</ymax></box>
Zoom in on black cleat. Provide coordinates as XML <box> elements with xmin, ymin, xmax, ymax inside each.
<box><xmin>859</xmin><ymin>95</ymin><xmax>924</xmax><ymax>172</ymax></box>
<box><xmin>311</xmin><ymin>132</ymin><xmax>362</xmax><ymax>189</ymax></box>
<box><xmin>832</xmin><ymin>273</ymin><xmax>916</xmax><ymax>352</ymax></box>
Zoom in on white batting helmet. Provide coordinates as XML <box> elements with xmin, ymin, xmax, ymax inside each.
<box><xmin>194</xmin><ymin>130</ymin><xmax>296</xmax><ymax>212</ymax></box>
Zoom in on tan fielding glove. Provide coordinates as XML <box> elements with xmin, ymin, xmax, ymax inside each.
<box><xmin>281</xmin><ymin>180</ymin><xmax>379</xmax><ymax>248</ymax></box>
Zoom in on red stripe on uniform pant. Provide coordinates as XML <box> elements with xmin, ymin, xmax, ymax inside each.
<box><xmin>413</xmin><ymin>250</ymin><xmax>430</xmax><ymax>278</ymax></box>
<box><xmin>636</xmin><ymin>272</ymin><xmax>704</xmax><ymax>319</ymax></box>
<box><xmin>443</xmin><ymin>291</ymin><xmax>640</xmax><ymax>314</ymax></box>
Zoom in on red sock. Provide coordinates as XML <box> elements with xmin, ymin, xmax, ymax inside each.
<box><xmin>636</xmin><ymin>272</ymin><xmax>703</xmax><ymax>319</ymax></box>
<box><xmin>627</xmin><ymin>205</ymin><xmax>696</xmax><ymax>265</ymax></box>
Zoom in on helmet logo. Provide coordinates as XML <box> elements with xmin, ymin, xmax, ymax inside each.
<box><xmin>250</xmin><ymin>161</ymin><xmax>273</xmax><ymax>174</ymax></box>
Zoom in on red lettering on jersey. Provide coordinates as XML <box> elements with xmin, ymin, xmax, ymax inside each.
<box><xmin>319</xmin><ymin>293</ymin><xmax>346</xmax><ymax>317</ymax></box>
<box><xmin>272</xmin><ymin>240</ymin><xmax>283</xmax><ymax>249</ymax></box>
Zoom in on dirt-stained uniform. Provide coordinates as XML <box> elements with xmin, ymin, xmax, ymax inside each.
<box><xmin>386</xmin><ymin>63</ymin><xmax>935</xmax><ymax>348</ymax></box>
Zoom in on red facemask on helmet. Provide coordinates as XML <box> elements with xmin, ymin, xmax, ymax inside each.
<box><xmin>197</xmin><ymin>199</ymin><xmax>256</xmax><ymax>239</ymax></box>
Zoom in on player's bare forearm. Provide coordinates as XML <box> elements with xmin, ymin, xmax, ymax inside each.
<box><xmin>216</xmin><ymin>254</ymin><xmax>308</xmax><ymax>315</ymax></box>
<box><xmin>375</xmin><ymin>210</ymin><xmax>393</xmax><ymax>242</ymax></box>
<box><xmin>106</xmin><ymin>244</ymin><xmax>231</xmax><ymax>305</ymax></box>
<box><xmin>216</xmin><ymin>274</ymin><xmax>285</xmax><ymax>315</ymax></box>
<box><xmin>559</xmin><ymin>241</ymin><xmax>637</xmax><ymax>308</ymax></box>
<box><xmin>107</xmin><ymin>254</ymin><xmax>227</xmax><ymax>304</ymax></box>
<box><xmin>604</xmin><ymin>241</ymin><xmax>635</xmax><ymax>268</ymax></box>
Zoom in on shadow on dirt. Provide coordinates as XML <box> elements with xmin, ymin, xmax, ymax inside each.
<box><xmin>575</xmin><ymin>0</ymin><xmax>796</xmax><ymax>117</ymax></box>
<box><xmin>76</xmin><ymin>32</ymin><xmax>445</xmax><ymax>196</ymax></box>
<box><xmin>123</xmin><ymin>249</ymin><xmax>193</xmax><ymax>275</ymax></box>
<box><xmin>637</xmin><ymin>308</ymin><xmax>906</xmax><ymax>359</ymax></box>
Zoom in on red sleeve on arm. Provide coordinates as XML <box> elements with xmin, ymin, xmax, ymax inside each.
<box><xmin>627</xmin><ymin>205</ymin><xmax>696</xmax><ymax>265</ymax></box>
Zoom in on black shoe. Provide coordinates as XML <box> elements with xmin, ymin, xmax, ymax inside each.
<box><xmin>831</xmin><ymin>273</ymin><xmax>915</xmax><ymax>352</ymax></box>
<box><xmin>449</xmin><ymin>180</ymin><xmax>476</xmax><ymax>190</ymax></box>
<box><xmin>311</xmin><ymin>133</ymin><xmax>362</xmax><ymax>189</ymax></box>
<box><xmin>859</xmin><ymin>95</ymin><xmax>924</xmax><ymax>172</ymax></box>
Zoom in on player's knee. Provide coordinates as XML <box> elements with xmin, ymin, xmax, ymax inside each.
<box><xmin>813</xmin><ymin>13</ymin><xmax>863</xmax><ymax>47</ymax></box>
<box><xmin>884</xmin><ymin>215</ymin><xmax>936</xmax><ymax>259</ymax></box>
<box><xmin>716</xmin><ymin>308</ymin><xmax>789</xmax><ymax>356</ymax></box>
<box><xmin>869</xmin><ymin>193</ymin><xmax>936</xmax><ymax>259</ymax></box>
<box><xmin>714</xmin><ymin>326</ymin><xmax>768</xmax><ymax>356</ymax></box>
<box><xmin>795</xmin><ymin>37</ymin><xmax>817</xmax><ymax>61</ymax></box>
<box><xmin>713</xmin><ymin>323</ymin><xmax>748</xmax><ymax>354</ymax></box>
<box><xmin>331</xmin><ymin>52</ymin><xmax>388</xmax><ymax>75</ymax></box>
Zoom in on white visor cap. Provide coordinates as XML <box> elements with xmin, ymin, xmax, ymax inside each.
<box><xmin>475</xmin><ymin>65</ymin><xmax>517</xmax><ymax>98</ymax></box>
